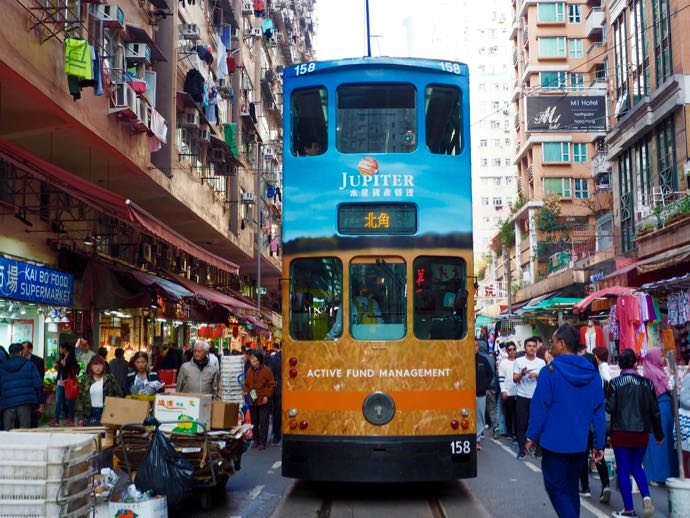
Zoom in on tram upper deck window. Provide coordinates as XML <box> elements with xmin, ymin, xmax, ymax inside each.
<box><xmin>349</xmin><ymin>258</ymin><xmax>407</xmax><ymax>341</ymax></box>
<box><xmin>290</xmin><ymin>258</ymin><xmax>342</xmax><ymax>340</ymax></box>
<box><xmin>336</xmin><ymin>84</ymin><xmax>417</xmax><ymax>154</ymax></box>
<box><xmin>413</xmin><ymin>257</ymin><xmax>467</xmax><ymax>339</ymax></box>
<box><xmin>425</xmin><ymin>86</ymin><xmax>462</xmax><ymax>155</ymax></box>
<box><xmin>291</xmin><ymin>87</ymin><xmax>328</xmax><ymax>157</ymax></box>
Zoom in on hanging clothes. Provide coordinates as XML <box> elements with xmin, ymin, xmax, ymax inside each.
<box><xmin>262</xmin><ymin>18</ymin><xmax>274</xmax><ymax>40</ymax></box>
<box><xmin>270</xmin><ymin>236</ymin><xmax>279</xmax><ymax>255</ymax></box>
<box><xmin>254</xmin><ymin>0</ymin><xmax>265</xmax><ymax>17</ymax></box>
<box><xmin>184</xmin><ymin>69</ymin><xmax>205</xmax><ymax>103</ymax></box>
<box><xmin>226</xmin><ymin>55</ymin><xmax>237</xmax><ymax>74</ymax></box>
<box><xmin>609</xmin><ymin>304</ymin><xmax>620</xmax><ymax>341</ymax></box>
<box><xmin>617</xmin><ymin>295</ymin><xmax>641</xmax><ymax>353</ymax></box>
<box><xmin>65</xmin><ymin>38</ymin><xmax>93</xmax><ymax>80</ymax></box>
<box><xmin>266</xmin><ymin>184</ymin><xmax>276</xmax><ymax>199</ymax></box>
<box><xmin>206</xmin><ymin>88</ymin><xmax>217</xmax><ymax>124</ymax></box>
<box><xmin>215</xmin><ymin>34</ymin><xmax>229</xmax><ymax>80</ymax></box>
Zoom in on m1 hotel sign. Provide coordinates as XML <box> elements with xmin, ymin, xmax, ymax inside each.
<box><xmin>525</xmin><ymin>96</ymin><xmax>606</xmax><ymax>132</ymax></box>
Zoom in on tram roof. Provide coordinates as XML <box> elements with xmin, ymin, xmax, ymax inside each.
<box><xmin>285</xmin><ymin>57</ymin><xmax>469</xmax><ymax>77</ymax></box>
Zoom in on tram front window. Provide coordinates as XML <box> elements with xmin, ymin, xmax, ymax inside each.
<box><xmin>291</xmin><ymin>87</ymin><xmax>328</xmax><ymax>157</ymax></box>
<box><xmin>337</xmin><ymin>84</ymin><xmax>417</xmax><ymax>154</ymax></box>
<box><xmin>290</xmin><ymin>258</ymin><xmax>342</xmax><ymax>340</ymax></box>
<box><xmin>425</xmin><ymin>85</ymin><xmax>462</xmax><ymax>155</ymax></box>
<box><xmin>349</xmin><ymin>258</ymin><xmax>406</xmax><ymax>341</ymax></box>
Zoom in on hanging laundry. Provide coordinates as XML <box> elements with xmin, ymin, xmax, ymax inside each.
<box><xmin>202</xmin><ymin>83</ymin><xmax>210</xmax><ymax>113</ymax></box>
<box><xmin>65</xmin><ymin>38</ymin><xmax>93</xmax><ymax>80</ymax></box>
<box><xmin>617</xmin><ymin>295</ymin><xmax>641</xmax><ymax>353</ymax></box>
<box><xmin>215</xmin><ymin>34</ymin><xmax>229</xmax><ymax>80</ymax></box>
<box><xmin>226</xmin><ymin>56</ymin><xmax>237</xmax><ymax>74</ymax></box>
<box><xmin>184</xmin><ymin>69</ymin><xmax>205</xmax><ymax>103</ymax></box>
<box><xmin>254</xmin><ymin>0</ymin><xmax>265</xmax><ymax>17</ymax></box>
<box><xmin>93</xmin><ymin>49</ymin><xmax>103</xmax><ymax>96</ymax></box>
<box><xmin>262</xmin><ymin>18</ymin><xmax>274</xmax><ymax>40</ymax></box>
<box><xmin>274</xmin><ymin>187</ymin><xmax>282</xmax><ymax>203</ymax></box>
<box><xmin>206</xmin><ymin>88</ymin><xmax>217</xmax><ymax>124</ymax></box>
<box><xmin>221</xmin><ymin>25</ymin><xmax>232</xmax><ymax>48</ymax></box>
<box><xmin>148</xmin><ymin>135</ymin><xmax>162</xmax><ymax>152</ymax></box>
<box><xmin>195</xmin><ymin>44</ymin><xmax>213</xmax><ymax>66</ymax></box>
<box><xmin>149</xmin><ymin>108</ymin><xmax>168</xmax><ymax>143</ymax></box>
<box><xmin>266</xmin><ymin>184</ymin><xmax>276</xmax><ymax>199</ymax></box>
<box><xmin>609</xmin><ymin>304</ymin><xmax>620</xmax><ymax>341</ymax></box>
<box><xmin>270</xmin><ymin>236</ymin><xmax>279</xmax><ymax>255</ymax></box>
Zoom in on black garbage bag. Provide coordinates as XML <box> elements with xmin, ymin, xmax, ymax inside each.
<box><xmin>135</xmin><ymin>417</ymin><xmax>194</xmax><ymax>505</ymax></box>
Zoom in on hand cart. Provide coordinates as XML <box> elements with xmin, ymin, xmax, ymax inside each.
<box><xmin>117</xmin><ymin>420</ymin><xmax>228</xmax><ymax>510</ymax></box>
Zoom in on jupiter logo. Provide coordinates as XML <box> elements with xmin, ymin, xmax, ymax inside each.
<box><xmin>358</xmin><ymin>157</ymin><xmax>379</xmax><ymax>176</ymax></box>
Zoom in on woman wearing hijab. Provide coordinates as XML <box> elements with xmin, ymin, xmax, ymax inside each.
<box><xmin>643</xmin><ymin>348</ymin><xmax>679</xmax><ymax>484</ymax></box>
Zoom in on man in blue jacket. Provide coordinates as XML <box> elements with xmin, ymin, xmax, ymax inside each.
<box><xmin>526</xmin><ymin>324</ymin><xmax>606</xmax><ymax>518</ymax></box>
<box><xmin>0</xmin><ymin>343</ymin><xmax>44</xmax><ymax>430</ymax></box>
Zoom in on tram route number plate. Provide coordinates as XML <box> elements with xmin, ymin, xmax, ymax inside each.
<box><xmin>451</xmin><ymin>440</ymin><xmax>472</xmax><ymax>455</ymax></box>
<box><xmin>338</xmin><ymin>203</ymin><xmax>417</xmax><ymax>235</ymax></box>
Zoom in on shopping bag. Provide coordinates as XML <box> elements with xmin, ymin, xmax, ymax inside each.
<box><xmin>64</xmin><ymin>375</ymin><xmax>80</xmax><ymax>401</ymax></box>
<box><xmin>134</xmin><ymin>417</ymin><xmax>194</xmax><ymax>505</ymax></box>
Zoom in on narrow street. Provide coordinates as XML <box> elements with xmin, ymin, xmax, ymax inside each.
<box><xmin>186</xmin><ymin>436</ymin><xmax>670</xmax><ymax>518</ymax></box>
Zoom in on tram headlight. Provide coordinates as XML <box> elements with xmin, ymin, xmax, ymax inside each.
<box><xmin>288</xmin><ymin>419</ymin><xmax>298</xmax><ymax>430</ymax></box>
<box><xmin>288</xmin><ymin>408</ymin><xmax>298</xmax><ymax>418</ymax></box>
<box><xmin>450</xmin><ymin>419</ymin><xmax>460</xmax><ymax>430</ymax></box>
<box><xmin>289</xmin><ymin>368</ymin><xmax>298</xmax><ymax>378</ymax></box>
<box><xmin>460</xmin><ymin>408</ymin><xmax>470</xmax><ymax>417</ymax></box>
<box><xmin>289</xmin><ymin>357</ymin><xmax>298</xmax><ymax>367</ymax></box>
<box><xmin>461</xmin><ymin>418</ymin><xmax>470</xmax><ymax>430</ymax></box>
<box><xmin>299</xmin><ymin>420</ymin><xmax>309</xmax><ymax>430</ymax></box>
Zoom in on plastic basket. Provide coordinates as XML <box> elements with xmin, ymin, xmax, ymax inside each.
<box><xmin>0</xmin><ymin>470</ymin><xmax>93</xmax><ymax>501</ymax></box>
<box><xmin>0</xmin><ymin>492</ymin><xmax>92</xmax><ymax>518</ymax></box>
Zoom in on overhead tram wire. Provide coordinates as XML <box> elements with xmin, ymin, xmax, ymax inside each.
<box><xmin>470</xmin><ymin>1</ymin><xmax>690</xmax><ymax>128</ymax></box>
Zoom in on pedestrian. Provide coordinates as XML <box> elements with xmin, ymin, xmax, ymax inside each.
<box><xmin>499</xmin><ymin>341</ymin><xmax>518</xmax><ymax>441</ymax></box>
<box><xmin>606</xmin><ymin>348</ymin><xmax>662</xmax><ymax>518</ymax></box>
<box><xmin>153</xmin><ymin>344</ymin><xmax>183</xmax><ymax>372</ymax></box>
<box><xmin>109</xmin><ymin>348</ymin><xmax>129</xmax><ymax>395</ymax></box>
<box><xmin>79</xmin><ymin>355</ymin><xmax>123</xmax><ymax>426</ymax></box>
<box><xmin>177</xmin><ymin>340</ymin><xmax>219</xmax><ymax>395</ymax></box>
<box><xmin>51</xmin><ymin>342</ymin><xmax>80</xmax><ymax>426</ymax></box>
<box><xmin>678</xmin><ymin>366</ymin><xmax>690</xmax><ymax>477</ymax></box>
<box><xmin>126</xmin><ymin>351</ymin><xmax>164</xmax><ymax>395</ymax></box>
<box><xmin>0</xmin><ymin>343</ymin><xmax>44</xmax><ymax>430</ymax></box>
<box><xmin>97</xmin><ymin>346</ymin><xmax>111</xmax><ymax>373</ymax></box>
<box><xmin>577</xmin><ymin>347</ymin><xmax>611</xmax><ymax>503</ymax></box>
<box><xmin>268</xmin><ymin>342</ymin><xmax>282</xmax><ymax>445</ymax></box>
<box><xmin>526</xmin><ymin>325</ymin><xmax>606</xmax><ymax>518</ymax></box>
<box><xmin>243</xmin><ymin>350</ymin><xmax>275</xmax><ymax>450</ymax></box>
<box><xmin>593</xmin><ymin>346</ymin><xmax>612</xmax><ymax>385</ymax></box>
<box><xmin>22</xmin><ymin>340</ymin><xmax>45</xmax><ymax>427</ymax></box>
<box><xmin>475</xmin><ymin>339</ymin><xmax>494</xmax><ymax>451</ymax></box>
<box><xmin>642</xmin><ymin>348</ymin><xmax>678</xmax><ymax>485</ymax></box>
<box><xmin>513</xmin><ymin>336</ymin><xmax>546</xmax><ymax>459</ymax></box>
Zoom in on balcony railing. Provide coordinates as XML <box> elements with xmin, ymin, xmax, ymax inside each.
<box><xmin>526</xmin><ymin>164</ymin><xmax>534</xmax><ymax>184</ymax></box>
<box><xmin>522</xmin><ymin>26</ymin><xmax>529</xmax><ymax>47</ymax></box>
<box><xmin>592</xmin><ymin>150</ymin><xmax>611</xmax><ymax>177</ymax></box>
<box><xmin>514</xmin><ymin>112</ymin><xmax>520</xmax><ymax>127</ymax></box>
<box><xmin>586</xmin><ymin>7</ymin><xmax>605</xmax><ymax>39</ymax></box>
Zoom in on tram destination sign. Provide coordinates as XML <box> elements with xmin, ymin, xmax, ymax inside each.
<box><xmin>0</xmin><ymin>256</ymin><xmax>73</xmax><ymax>306</ymax></box>
<box><xmin>338</xmin><ymin>203</ymin><xmax>417</xmax><ymax>235</ymax></box>
<box><xmin>525</xmin><ymin>95</ymin><xmax>606</xmax><ymax>132</ymax></box>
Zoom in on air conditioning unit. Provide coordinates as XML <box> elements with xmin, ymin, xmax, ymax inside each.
<box><xmin>262</xmin><ymin>146</ymin><xmax>276</xmax><ymax>158</ymax></box>
<box><xmin>208</xmin><ymin>148</ymin><xmax>225</xmax><ymax>162</ymax></box>
<box><xmin>96</xmin><ymin>5</ymin><xmax>125</xmax><ymax>30</ymax></box>
<box><xmin>242</xmin><ymin>1</ymin><xmax>253</xmax><ymax>13</ymax></box>
<box><xmin>140</xmin><ymin>243</ymin><xmax>153</xmax><ymax>263</ymax></box>
<box><xmin>180</xmin><ymin>111</ymin><xmax>200</xmax><ymax>128</ymax></box>
<box><xmin>250</xmin><ymin>28</ymin><xmax>262</xmax><ymax>37</ymax></box>
<box><xmin>241</xmin><ymin>192</ymin><xmax>256</xmax><ymax>204</ymax></box>
<box><xmin>198</xmin><ymin>128</ymin><xmax>211</xmax><ymax>142</ymax></box>
<box><xmin>231</xmin><ymin>28</ymin><xmax>241</xmax><ymax>39</ymax></box>
<box><xmin>180</xmin><ymin>23</ymin><xmax>201</xmax><ymax>40</ymax></box>
<box><xmin>126</xmin><ymin>43</ymin><xmax>151</xmax><ymax>64</ymax></box>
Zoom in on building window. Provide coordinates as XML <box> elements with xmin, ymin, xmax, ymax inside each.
<box><xmin>506</xmin><ymin>177</ymin><xmax>514</xmax><ymax>185</ymax></box>
<box><xmin>596</xmin><ymin>214</ymin><xmax>614</xmax><ymax>251</ymax></box>
<box><xmin>291</xmin><ymin>87</ymin><xmax>328</xmax><ymax>156</ymax></box>
<box><xmin>480</xmin><ymin>139</ymin><xmax>488</xmax><ymax>148</ymax></box>
<box><xmin>652</xmin><ymin>0</ymin><xmax>672</xmax><ymax>86</ymax></box>
<box><xmin>568</xmin><ymin>4</ymin><xmax>582</xmax><ymax>23</ymax></box>
<box><xmin>544</xmin><ymin>178</ymin><xmax>571</xmax><ymax>197</ymax></box>
<box><xmin>504</xmin><ymin>158</ymin><xmax>512</xmax><ymax>166</ymax></box>
<box><xmin>492</xmin><ymin>158</ymin><xmax>502</xmax><ymax>166</ymax></box>
<box><xmin>482</xmin><ymin>217</ymin><xmax>491</xmax><ymax>224</ymax></box>
<box><xmin>543</xmin><ymin>142</ymin><xmax>570</xmax><ymax>163</ymax></box>
<box><xmin>540</xmin><ymin>71</ymin><xmax>567</xmax><ymax>90</ymax></box>
<box><xmin>568</xmin><ymin>39</ymin><xmax>584</xmax><ymax>58</ymax></box>
<box><xmin>537</xmin><ymin>2</ymin><xmax>565</xmax><ymax>22</ymax></box>
<box><xmin>613</xmin><ymin>15</ymin><xmax>630</xmax><ymax>117</ymax></box>
<box><xmin>539</xmin><ymin>37</ymin><xmax>567</xmax><ymax>58</ymax></box>
<box><xmin>570</xmin><ymin>73</ymin><xmax>585</xmax><ymax>90</ymax></box>
<box><xmin>425</xmin><ymin>85</ymin><xmax>462</xmax><ymax>155</ymax></box>
<box><xmin>493</xmin><ymin>197</ymin><xmax>503</xmax><ymax>207</ymax></box>
<box><xmin>490</xmin><ymin>120</ymin><xmax>500</xmax><ymax>129</ymax></box>
<box><xmin>629</xmin><ymin>0</ymin><xmax>650</xmax><ymax>101</ymax></box>
<box><xmin>494</xmin><ymin>139</ymin><xmax>502</xmax><ymax>147</ymax></box>
<box><xmin>634</xmin><ymin>135</ymin><xmax>652</xmax><ymax>207</ymax></box>
<box><xmin>619</xmin><ymin>151</ymin><xmax>635</xmax><ymax>252</ymax></box>
<box><xmin>573</xmin><ymin>143</ymin><xmax>587</xmax><ymax>163</ymax></box>
<box><xmin>481</xmin><ymin>158</ymin><xmax>488</xmax><ymax>166</ymax></box>
<box><xmin>574</xmin><ymin>178</ymin><xmax>589</xmax><ymax>198</ymax></box>
<box><xmin>656</xmin><ymin>116</ymin><xmax>677</xmax><ymax>195</ymax></box>
<box><xmin>481</xmin><ymin>197</ymin><xmax>490</xmax><ymax>205</ymax></box>
<box><xmin>494</xmin><ymin>177</ymin><xmax>502</xmax><ymax>186</ymax></box>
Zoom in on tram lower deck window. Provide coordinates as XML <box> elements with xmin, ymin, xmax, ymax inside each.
<box><xmin>413</xmin><ymin>257</ymin><xmax>467</xmax><ymax>339</ymax></box>
<box><xmin>290</xmin><ymin>258</ymin><xmax>342</xmax><ymax>340</ymax></box>
<box><xmin>337</xmin><ymin>84</ymin><xmax>417</xmax><ymax>154</ymax></box>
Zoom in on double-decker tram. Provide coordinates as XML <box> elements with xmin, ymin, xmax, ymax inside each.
<box><xmin>281</xmin><ymin>58</ymin><xmax>475</xmax><ymax>482</ymax></box>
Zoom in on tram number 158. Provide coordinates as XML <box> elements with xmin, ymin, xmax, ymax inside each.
<box><xmin>451</xmin><ymin>440</ymin><xmax>471</xmax><ymax>455</ymax></box>
<box><xmin>440</xmin><ymin>62</ymin><xmax>462</xmax><ymax>74</ymax></box>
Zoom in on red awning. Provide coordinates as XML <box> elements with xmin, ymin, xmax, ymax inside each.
<box><xmin>170</xmin><ymin>273</ymin><xmax>256</xmax><ymax>311</ymax></box>
<box><xmin>572</xmin><ymin>286</ymin><xmax>637</xmax><ymax>314</ymax></box>
<box><xmin>0</xmin><ymin>139</ymin><xmax>239</xmax><ymax>275</ymax></box>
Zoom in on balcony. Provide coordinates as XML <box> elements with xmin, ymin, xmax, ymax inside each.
<box><xmin>591</xmin><ymin>150</ymin><xmax>611</xmax><ymax>177</ymax></box>
<box><xmin>526</xmin><ymin>164</ymin><xmax>534</xmax><ymax>184</ymax></box>
<box><xmin>522</xmin><ymin>26</ymin><xmax>529</xmax><ymax>47</ymax></box>
<box><xmin>513</xmin><ymin>49</ymin><xmax>518</xmax><ymax>66</ymax></box>
<box><xmin>510</xmin><ymin>17</ymin><xmax>520</xmax><ymax>39</ymax></box>
<box><xmin>586</xmin><ymin>7</ymin><xmax>605</xmax><ymax>40</ymax></box>
<box><xmin>514</xmin><ymin>112</ymin><xmax>521</xmax><ymax>128</ymax></box>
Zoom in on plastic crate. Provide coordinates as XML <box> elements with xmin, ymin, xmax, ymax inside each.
<box><xmin>0</xmin><ymin>471</ymin><xmax>92</xmax><ymax>501</ymax></box>
<box><xmin>0</xmin><ymin>492</ymin><xmax>92</xmax><ymax>518</ymax></box>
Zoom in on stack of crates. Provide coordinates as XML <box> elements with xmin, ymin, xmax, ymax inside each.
<box><xmin>0</xmin><ymin>432</ymin><xmax>97</xmax><ymax>518</ymax></box>
<box><xmin>220</xmin><ymin>355</ymin><xmax>246</xmax><ymax>403</ymax></box>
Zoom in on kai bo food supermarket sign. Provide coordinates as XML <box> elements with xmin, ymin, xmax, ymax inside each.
<box><xmin>338</xmin><ymin>157</ymin><xmax>416</xmax><ymax>198</ymax></box>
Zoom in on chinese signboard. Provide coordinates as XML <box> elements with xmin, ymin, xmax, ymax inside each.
<box><xmin>0</xmin><ymin>257</ymin><xmax>73</xmax><ymax>306</ymax></box>
<box><xmin>338</xmin><ymin>203</ymin><xmax>417</xmax><ymax>235</ymax></box>
<box><xmin>525</xmin><ymin>96</ymin><xmax>606</xmax><ymax>132</ymax></box>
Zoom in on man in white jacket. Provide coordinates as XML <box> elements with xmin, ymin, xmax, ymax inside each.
<box><xmin>498</xmin><ymin>342</ymin><xmax>518</xmax><ymax>441</ymax></box>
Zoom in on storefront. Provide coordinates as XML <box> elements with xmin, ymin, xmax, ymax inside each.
<box><xmin>0</xmin><ymin>254</ymin><xmax>74</xmax><ymax>366</ymax></box>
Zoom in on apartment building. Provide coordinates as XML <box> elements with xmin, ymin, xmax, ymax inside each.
<box><xmin>0</xmin><ymin>0</ymin><xmax>315</xmax><ymax>353</ymax></box>
<box><xmin>605</xmin><ymin>0</ymin><xmax>690</xmax><ymax>284</ymax></box>
<box><xmin>483</xmin><ymin>0</ymin><xmax>613</xmax><ymax>305</ymax></box>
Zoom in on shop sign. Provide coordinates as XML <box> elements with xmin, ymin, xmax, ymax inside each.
<box><xmin>526</xmin><ymin>96</ymin><xmax>606</xmax><ymax>132</ymax></box>
<box><xmin>590</xmin><ymin>271</ymin><xmax>605</xmax><ymax>283</ymax></box>
<box><xmin>0</xmin><ymin>257</ymin><xmax>73</xmax><ymax>306</ymax></box>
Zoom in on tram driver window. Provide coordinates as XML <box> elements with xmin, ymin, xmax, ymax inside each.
<box><xmin>290</xmin><ymin>258</ymin><xmax>342</xmax><ymax>340</ymax></box>
<box><xmin>349</xmin><ymin>258</ymin><xmax>407</xmax><ymax>341</ymax></box>
<box><xmin>413</xmin><ymin>257</ymin><xmax>467</xmax><ymax>339</ymax></box>
<box><xmin>425</xmin><ymin>85</ymin><xmax>462</xmax><ymax>155</ymax></box>
<box><xmin>337</xmin><ymin>84</ymin><xmax>417</xmax><ymax>153</ymax></box>
<box><xmin>291</xmin><ymin>87</ymin><xmax>328</xmax><ymax>157</ymax></box>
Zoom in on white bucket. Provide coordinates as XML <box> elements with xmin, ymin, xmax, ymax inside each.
<box><xmin>667</xmin><ymin>477</ymin><xmax>690</xmax><ymax>518</ymax></box>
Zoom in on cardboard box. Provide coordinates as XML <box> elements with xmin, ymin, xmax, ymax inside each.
<box><xmin>109</xmin><ymin>495</ymin><xmax>167</xmax><ymax>518</ymax></box>
<box><xmin>101</xmin><ymin>397</ymin><xmax>151</xmax><ymax>428</ymax></box>
<box><xmin>211</xmin><ymin>401</ymin><xmax>240</xmax><ymax>430</ymax></box>
<box><xmin>154</xmin><ymin>393</ymin><xmax>212</xmax><ymax>434</ymax></box>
